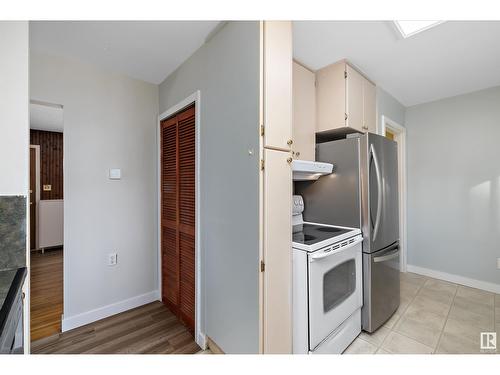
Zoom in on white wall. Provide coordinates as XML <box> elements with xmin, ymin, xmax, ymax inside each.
<box><xmin>30</xmin><ymin>52</ymin><xmax>160</xmax><ymax>327</ymax></box>
<box><xmin>159</xmin><ymin>21</ymin><xmax>261</xmax><ymax>353</ymax></box>
<box><xmin>0</xmin><ymin>22</ymin><xmax>29</xmax><ymax>195</ymax></box>
<box><xmin>0</xmin><ymin>20</ymin><xmax>29</xmax><ymax>353</ymax></box>
<box><xmin>406</xmin><ymin>86</ymin><xmax>500</xmax><ymax>288</ymax></box>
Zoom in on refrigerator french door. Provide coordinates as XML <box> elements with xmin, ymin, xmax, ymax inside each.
<box><xmin>295</xmin><ymin>133</ymin><xmax>400</xmax><ymax>333</ymax></box>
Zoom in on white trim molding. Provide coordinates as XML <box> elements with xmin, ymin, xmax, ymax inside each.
<box><xmin>407</xmin><ymin>265</ymin><xmax>500</xmax><ymax>294</ymax></box>
<box><xmin>61</xmin><ymin>290</ymin><xmax>160</xmax><ymax>332</ymax></box>
<box><xmin>157</xmin><ymin>91</ymin><xmax>206</xmax><ymax>350</ymax></box>
<box><xmin>29</xmin><ymin>145</ymin><xmax>41</xmax><ymax>250</ymax></box>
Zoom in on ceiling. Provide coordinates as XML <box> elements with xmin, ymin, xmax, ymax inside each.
<box><xmin>30</xmin><ymin>102</ymin><xmax>64</xmax><ymax>132</ymax></box>
<box><xmin>293</xmin><ymin>21</ymin><xmax>500</xmax><ymax>106</ymax></box>
<box><xmin>30</xmin><ymin>21</ymin><xmax>220</xmax><ymax>84</ymax></box>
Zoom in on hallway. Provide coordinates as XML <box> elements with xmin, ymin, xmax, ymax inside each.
<box><xmin>31</xmin><ymin>301</ymin><xmax>201</xmax><ymax>354</ymax></box>
<box><xmin>30</xmin><ymin>248</ymin><xmax>63</xmax><ymax>341</ymax></box>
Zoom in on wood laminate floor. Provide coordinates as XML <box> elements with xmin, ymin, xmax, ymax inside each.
<box><xmin>30</xmin><ymin>248</ymin><xmax>64</xmax><ymax>341</ymax></box>
<box><xmin>31</xmin><ymin>301</ymin><xmax>201</xmax><ymax>354</ymax></box>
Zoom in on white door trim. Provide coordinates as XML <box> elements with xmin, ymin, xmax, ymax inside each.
<box><xmin>29</xmin><ymin>144</ymin><xmax>41</xmax><ymax>250</ymax></box>
<box><xmin>157</xmin><ymin>91</ymin><xmax>205</xmax><ymax>349</ymax></box>
<box><xmin>380</xmin><ymin>116</ymin><xmax>407</xmax><ymax>272</ymax></box>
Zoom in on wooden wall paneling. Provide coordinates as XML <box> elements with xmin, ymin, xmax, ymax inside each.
<box><xmin>30</xmin><ymin>130</ymin><xmax>63</xmax><ymax>200</ymax></box>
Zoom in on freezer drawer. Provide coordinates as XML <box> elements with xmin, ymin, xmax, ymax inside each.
<box><xmin>361</xmin><ymin>242</ymin><xmax>400</xmax><ymax>333</ymax></box>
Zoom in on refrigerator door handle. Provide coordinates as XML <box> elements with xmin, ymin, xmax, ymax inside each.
<box><xmin>373</xmin><ymin>248</ymin><xmax>399</xmax><ymax>263</ymax></box>
<box><xmin>370</xmin><ymin>144</ymin><xmax>383</xmax><ymax>242</ymax></box>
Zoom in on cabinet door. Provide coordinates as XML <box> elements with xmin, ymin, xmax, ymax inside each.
<box><xmin>345</xmin><ymin>64</ymin><xmax>364</xmax><ymax>132</ymax></box>
<box><xmin>263</xmin><ymin>21</ymin><xmax>292</xmax><ymax>151</ymax></box>
<box><xmin>363</xmin><ymin>79</ymin><xmax>376</xmax><ymax>133</ymax></box>
<box><xmin>292</xmin><ymin>62</ymin><xmax>316</xmax><ymax>160</ymax></box>
<box><xmin>316</xmin><ymin>61</ymin><xmax>346</xmax><ymax>132</ymax></box>
<box><xmin>263</xmin><ymin>149</ymin><xmax>292</xmax><ymax>353</ymax></box>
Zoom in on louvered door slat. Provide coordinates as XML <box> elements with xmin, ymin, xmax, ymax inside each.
<box><xmin>178</xmin><ymin>113</ymin><xmax>195</xmax><ymax>228</ymax></box>
<box><xmin>161</xmin><ymin>119</ymin><xmax>178</xmax><ymax>309</ymax></box>
<box><xmin>160</xmin><ymin>104</ymin><xmax>196</xmax><ymax>334</ymax></box>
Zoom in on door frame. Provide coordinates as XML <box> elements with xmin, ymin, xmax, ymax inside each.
<box><xmin>380</xmin><ymin>116</ymin><xmax>407</xmax><ymax>272</ymax></box>
<box><xmin>157</xmin><ymin>91</ymin><xmax>205</xmax><ymax>349</ymax></box>
<box><xmin>29</xmin><ymin>144</ymin><xmax>41</xmax><ymax>250</ymax></box>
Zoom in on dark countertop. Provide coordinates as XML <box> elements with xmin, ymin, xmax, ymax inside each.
<box><xmin>0</xmin><ymin>268</ymin><xmax>26</xmax><ymax>336</ymax></box>
<box><xmin>0</xmin><ymin>270</ymin><xmax>17</xmax><ymax>308</ymax></box>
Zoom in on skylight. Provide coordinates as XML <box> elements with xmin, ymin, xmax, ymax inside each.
<box><xmin>394</xmin><ymin>21</ymin><xmax>445</xmax><ymax>38</ymax></box>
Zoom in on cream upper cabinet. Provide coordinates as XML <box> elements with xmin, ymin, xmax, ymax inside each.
<box><xmin>363</xmin><ymin>79</ymin><xmax>376</xmax><ymax>133</ymax></box>
<box><xmin>263</xmin><ymin>21</ymin><xmax>293</xmax><ymax>151</ymax></box>
<box><xmin>292</xmin><ymin>61</ymin><xmax>316</xmax><ymax>161</ymax></box>
<box><xmin>316</xmin><ymin>61</ymin><xmax>346</xmax><ymax>132</ymax></box>
<box><xmin>345</xmin><ymin>64</ymin><xmax>364</xmax><ymax>132</ymax></box>
<box><xmin>316</xmin><ymin>60</ymin><xmax>376</xmax><ymax>135</ymax></box>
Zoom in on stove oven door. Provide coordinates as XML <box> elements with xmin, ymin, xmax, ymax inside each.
<box><xmin>308</xmin><ymin>236</ymin><xmax>363</xmax><ymax>351</ymax></box>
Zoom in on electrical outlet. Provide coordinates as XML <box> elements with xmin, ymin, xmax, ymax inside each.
<box><xmin>108</xmin><ymin>253</ymin><xmax>118</xmax><ymax>266</ymax></box>
<box><xmin>497</xmin><ymin>257</ymin><xmax>500</xmax><ymax>270</ymax></box>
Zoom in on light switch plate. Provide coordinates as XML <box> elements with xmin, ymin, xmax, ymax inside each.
<box><xmin>108</xmin><ymin>253</ymin><xmax>117</xmax><ymax>266</ymax></box>
<box><xmin>109</xmin><ymin>168</ymin><xmax>121</xmax><ymax>180</ymax></box>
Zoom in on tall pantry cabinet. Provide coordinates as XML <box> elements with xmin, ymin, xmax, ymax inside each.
<box><xmin>260</xmin><ymin>21</ymin><xmax>293</xmax><ymax>354</ymax></box>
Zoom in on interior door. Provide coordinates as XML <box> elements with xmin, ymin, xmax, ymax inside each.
<box><xmin>30</xmin><ymin>147</ymin><xmax>36</xmax><ymax>250</ymax></box>
<box><xmin>368</xmin><ymin>133</ymin><xmax>399</xmax><ymax>252</ymax></box>
<box><xmin>161</xmin><ymin>105</ymin><xmax>196</xmax><ymax>333</ymax></box>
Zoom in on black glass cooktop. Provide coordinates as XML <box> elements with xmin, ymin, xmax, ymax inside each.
<box><xmin>292</xmin><ymin>223</ymin><xmax>351</xmax><ymax>245</ymax></box>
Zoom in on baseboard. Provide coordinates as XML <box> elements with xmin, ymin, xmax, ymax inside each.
<box><xmin>407</xmin><ymin>264</ymin><xmax>500</xmax><ymax>294</ymax></box>
<box><xmin>197</xmin><ymin>332</ymin><xmax>207</xmax><ymax>350</ymax></box>
<box><xmin>207</xmin><ymin>336</ymin><xmax>225</xmax><ymax>354</ymax></box>
<box><xmin>61</xmin><ymin>290</ymin><xmax>160</xmax><ymax>332</ymax></box>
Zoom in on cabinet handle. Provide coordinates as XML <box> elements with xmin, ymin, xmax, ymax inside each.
<box><xmin>287</xmin><ymin>139</ymin><xmax>293</xmax><ymax>146</ymax></box>
<box><xmin>287</xmin><ymin>157</ymin><xmax>293</xmax><ymax>164</ymax></box>
<box><xmin>295</xmin><ymin>151</ymin><xmax>300</xmax><ymax>158</ymax></box>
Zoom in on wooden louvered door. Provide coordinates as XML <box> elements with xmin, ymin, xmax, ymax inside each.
<box><xmin>161</xmin><ymin>104</ymin><xmax>196</xmax><ymax>333</ymax></box>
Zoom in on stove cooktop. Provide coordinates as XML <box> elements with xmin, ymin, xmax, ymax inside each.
<box><xmin>292</xmin><ymin>222</ymin><xmax>361</xmax><ymax>252</ymax></box>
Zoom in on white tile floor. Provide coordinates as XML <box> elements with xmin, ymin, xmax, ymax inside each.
<box><xmin>344</xmin><ymin>272</ymin><xmax>500</xmax><ymax>354</ymax></box>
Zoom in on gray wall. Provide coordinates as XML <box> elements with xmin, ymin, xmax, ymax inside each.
<box><xmin>30</xmin><ymin>52</ymin><xmax>160</xmax><ymax>322</ymax></box>
<box><xmin>406</xmin><ymin>86</ymin><xmax>500</xmax><ymax>285</ymax></box>
<box><xmin>159</xmin><ymin>21</ymin><xmax>261</xmax><ymax>353</ymax></box>
<box><xmin>376</xmin><ymin>86</ymin><xmax>406</xmax><ymax>129</ymax></box>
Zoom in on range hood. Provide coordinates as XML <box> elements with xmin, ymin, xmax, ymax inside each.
<box><xmin>292</xmin><ymin>160</ymin><xmax>333</xmax><ymax>181</ymax></box>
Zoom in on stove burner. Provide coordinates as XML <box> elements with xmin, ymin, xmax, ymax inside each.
<box><xmin>292</xmin><ymin>223</ymin><xmax>352</xmax><ymax>247</ymax></box>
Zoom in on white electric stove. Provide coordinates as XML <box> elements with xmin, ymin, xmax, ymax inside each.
<box><xmin>292</xmin><ymin>195</ymin><xmax>363</xmax><ymax>354</ymax></box>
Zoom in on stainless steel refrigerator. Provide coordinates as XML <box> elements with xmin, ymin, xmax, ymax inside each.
<box><xmin>295</xmin><ymin>133</ymin><xmax>400</xmax><ymax>333</ymax></box>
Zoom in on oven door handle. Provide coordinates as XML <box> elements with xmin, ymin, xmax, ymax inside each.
<box><xmin>310</xmin><ymin>236</ymin><xmax>363</xmax><ymax>260</ymax></box>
